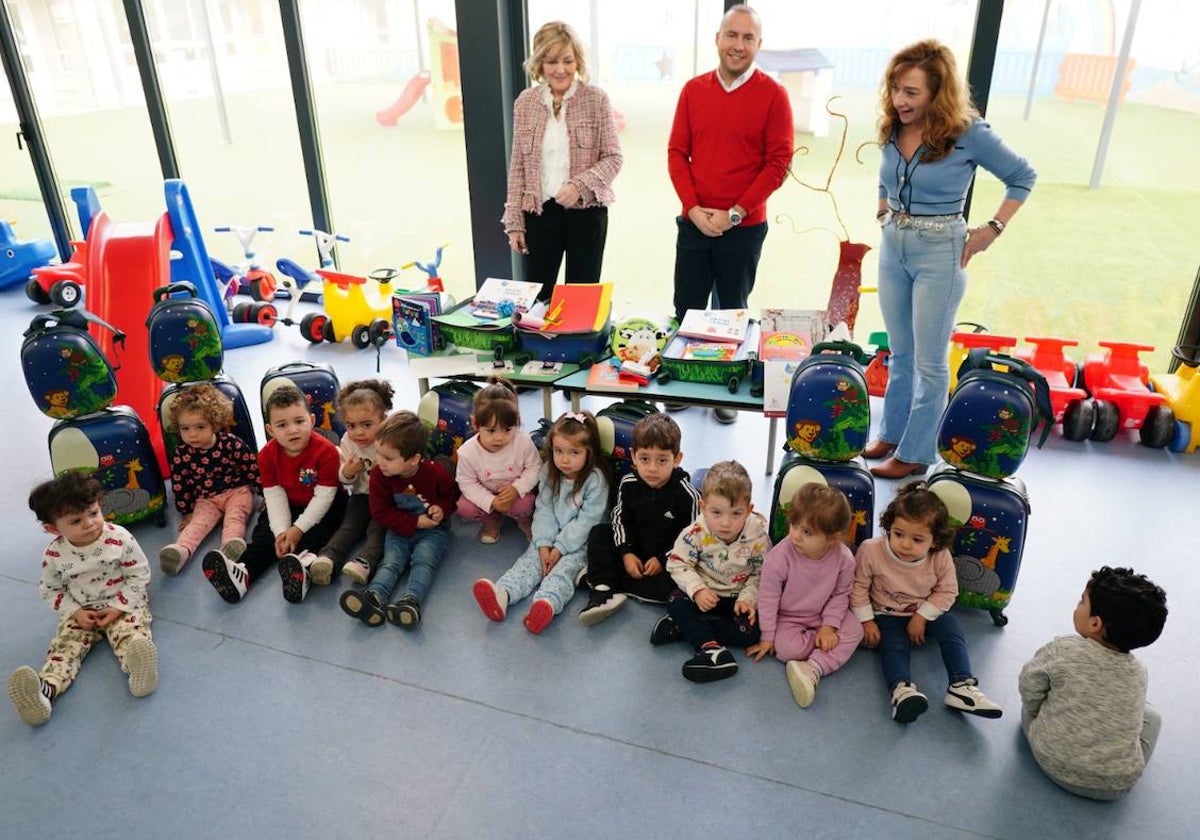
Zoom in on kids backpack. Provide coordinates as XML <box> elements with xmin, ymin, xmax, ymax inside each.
<box><xmin>417</xmin><ymin>380</ymin><xmax>480</xmax><ymax>460</ymax></box>
<box><xmin>938</xmin><ymin>350</ymin><xmax>1054</xmax><ymax>479</ymax></box>
<box><xmin>22</xmin><ymin>308</ymin><xmax>123</xmax><ymax>420</ymax></box>
<box><xmin>785</xmin><ymin>341</ymin><xmax>870</xmax><ymax>461</ymax></box>
<box><xmin>146</xmin><ymin>282</ymin><xmax>224</xmax><ymax>383</ymax></box>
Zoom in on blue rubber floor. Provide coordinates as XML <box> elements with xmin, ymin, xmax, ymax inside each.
<box><xmin>1</xmin><ymin>286</ymin><xmax>1197</xmax><ymax>839</ymax></box>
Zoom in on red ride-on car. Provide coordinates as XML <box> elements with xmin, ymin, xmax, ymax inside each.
<box><xmin>1016</xmin><ymin>336</ymin><xmax>1092</xmax><ymax>440</ymax></box>
<box><xmin>27</xmin><ymin>240</ymin><xmax>87</xmax><ymax>307</ymax></box>
<box><xmin>1079</xmin><ymin>341</ymin><xmax>1174</xmax><ymax>447</ymax></box>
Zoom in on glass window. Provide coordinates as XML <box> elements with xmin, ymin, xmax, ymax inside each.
<box><xmin>297</xmin><ymin>0</ymin><xmax>475</xmax><ymax>301</ymax></box>
<box><xmin>0</xmin><ymin>15</ymin><xmax>56</xmax><ymax>250</ymax></box>
<box><xmin>985</xmin><ymin>0</ymin><xmax>1200</xmax><ymax>370</ymax></box>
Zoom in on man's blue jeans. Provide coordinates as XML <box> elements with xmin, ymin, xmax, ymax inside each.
<box><xmin>367</xmin><ymin>525</ymin><xmax>451</xmax><ymax>605</ymax></box>
<box><xmin>876</xmin><ymin>218</ymin><xmax>968</xmax><ymax>464</ymax></box>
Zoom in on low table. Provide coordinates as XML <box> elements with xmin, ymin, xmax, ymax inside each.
<box><xmin>552</xmin><ymin>367</ymin><xmax>783</xmax><ymax>474</ymax></box>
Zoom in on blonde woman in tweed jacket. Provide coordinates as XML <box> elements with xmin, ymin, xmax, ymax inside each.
<box><xmin>502</xmin><ymin>21</ymin><xmax>623</xmax><ymax>302</ymax></box>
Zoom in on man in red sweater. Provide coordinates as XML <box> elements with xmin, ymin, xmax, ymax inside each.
<box><xmin>668</xmin><ymin>6</ymin><xmax>793</xmax><ymax>420</ymax></box>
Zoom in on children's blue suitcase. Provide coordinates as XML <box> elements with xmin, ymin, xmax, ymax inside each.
<box><xmin>21</xmin><ymin>309</ymin><xmax>122</xmax><ymax>419</ymax></box>
<box><xmin>769</xmin><ymin>451</ymin><xmax>874</xmax><ymax>549</ymax></box>
<box><xmin>417</xmin><ymin>380</ymin><xmax>480</xmax><ymax>460</ymax></box>
<box><xmin>927</xmin><ymin>462</ymin><xmax>1030</xmax><ymax>627</ymax></box>
<box><xmin>261</xmin><ymin>361</ymin><xmax>344</xmax><ymax>439</ymax></box>
<box><xmin>157</xmin><ymin>374</ymin><xmax>259</xmax><ymax>459</ymax></box>
<box><xmin>785</xmin><ymin>341</ymin><xmax>871</xmax><ymax>461</ymax></box>
<box><xmin>49</xmin><ymin>406</ymin><xmax>167</xmax><ymax>526</ymax></box>
<box><xmin>516</xmin><ymin>318</ymin><xmax>612</xmax><ymax>366</ymax></box>
<box><xmin>146</xmin><ymin>282</ymin><xmax>224</xmax><ymax>383</ymax></box>
<box><xmin>938</xmin><ymin>350</ymin><xmax>1053</xmax><ymax>479</ymax></box>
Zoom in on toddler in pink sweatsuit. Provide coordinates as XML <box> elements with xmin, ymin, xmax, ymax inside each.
<box><xmin>748</xmin><ymin>483</ymin><xmax>861</xmax><ymax>708</ymax></box>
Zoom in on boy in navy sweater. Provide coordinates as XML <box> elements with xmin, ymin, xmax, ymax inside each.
<box><xmin>580</xmin><ymin>413</ymin><xmax>700</xmax><ymax>625</ymax></box>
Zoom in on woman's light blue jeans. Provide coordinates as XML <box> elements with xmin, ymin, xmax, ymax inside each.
<box><xmin>876</xmin><ymin>217</ymin><xmax>968</xmax><ymax>465</ymax></box>
<box><xmin>367</xmin><ymin>525</ymin><xmax>451</xmax><ymax>605</ymax></box>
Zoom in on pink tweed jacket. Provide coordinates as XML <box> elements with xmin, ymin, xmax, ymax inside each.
<box><xmin>502</xmin><ymin>81</ymin><xmax>623</xmax><ymax>234</ymax></box>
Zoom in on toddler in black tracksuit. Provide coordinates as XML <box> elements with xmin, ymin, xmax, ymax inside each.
<box><xmin>579</xmin><ymin>413</ymin><xmax>700</xmax><ymax>625</ymax></box>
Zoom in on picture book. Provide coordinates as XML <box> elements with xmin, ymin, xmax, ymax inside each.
<box><xmin>585</xmin><ymin>359</ymin><xmax>644</xmax><ymax>393</ymax></box>
<box><xmin>762</xmin><ymin>360</ymin><xmax>802</xmax><ymax>417</ymax></box>
<box><xmin>759</xmin><ymin>331</ymin><xmax>813</xmax><ymax>361</ymax></box>
<box><xmin>681</xmin><ymin>341</ymin><xmax>738</xmax><ymax>362</ymax></box>
<box><xmin>392</xmin><ymin>291</ymin><xmax>444</xmax><ymax>356</ymax></box>
<box><xmin>676</xmin><ymin>308</ymin><xmax>751</xmax><ymax>343</ymax></box>
<box><xmin>470</xmin><ymin>278</ymin><xmax>542</xmax><ymax>319</ymax></box>
<box><xmin>516</xmin><ymin>282</ymin><xmax>612</xmax><ymax>334</ymax></box>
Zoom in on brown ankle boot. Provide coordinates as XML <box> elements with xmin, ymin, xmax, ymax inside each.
<box><xmin>862</xmin><ymin>440</ymin><xmax>897</xmax><ymax>460</ymax></box>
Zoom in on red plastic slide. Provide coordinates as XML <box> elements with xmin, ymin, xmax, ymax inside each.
<box><xmin>376</xmin><ymin>71</ymin><xmax>432</xmax><ymax>126</ymax></box>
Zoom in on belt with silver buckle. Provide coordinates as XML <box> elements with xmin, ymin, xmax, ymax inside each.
<box><xmin>889</xmin><ymin>211</ymin><xmax>962</xmax><ymax>231</ymax></box>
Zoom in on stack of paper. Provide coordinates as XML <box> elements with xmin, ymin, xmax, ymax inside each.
<box><xmin>515</xmin><ymin>282</ymin><xmax>612</xmax><ymax>335</ymax></box>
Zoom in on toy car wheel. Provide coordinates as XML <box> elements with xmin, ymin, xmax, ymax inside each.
<box><xmin>1171</xmin><ymin>420</ymin><xmax>1191</xmax><ymax>453</ymax></box>
<box><xmin>232</xmin><ymin>302</ymin><xmax>254</xmax><ymax>323</ymax></box>
<box><xmin>369</xmin><ymin>318</ymin><xmax>392</xmax><ymax>346</ymax></box>
<box><xmin>1061</xmin><ymin>399</ymin><xmax>1094</xmax><ymax>441</ymax></box>
<box><xmin>1139</xmin><ymin>405</ymin><xmax>1175</xmax><ymax>448</ymax></box>
<box><xmin>351</xmin><ymin>324</ymin><xmax>373</xmax><ymax>349</ymax></box>
<box><xmin>299</xmin><ymin>313</ymin><xmax>322</xmax><ymax>343</ymax></box>
<box><xmin>322</xmin><ymin>318</ymin><xmax>337</xmax><ymax>343</ymax></box>
<box><xmin>51</xmin><ymin>280</ymin><xmax>81</xmax><ymax>307</ymax></box>
<box><xmin>25</xmin><ymin>278</ymin><xmax>50</xmax><ymax>305</ymax></box>
<box><xmin>249</xmin><ymin>276</ymin><xmax>277</xmax><ymax>301</ymax></box>
<box><xmin>727</xmin><ymin>376</ymin><xmax>739</xmax><ymax>394</ymax></box>
<box><xmin>1090</xmin><ymin>399</ymin><xmax>1120</xmax><ymax>442</ymax></box>
<box><xmin>253</xmin><ymin>302</ymin><xmax>277</xmax><ymax>326</ymax></box>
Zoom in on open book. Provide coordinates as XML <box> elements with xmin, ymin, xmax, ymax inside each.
<box><xmin>470</xmin><ymin>278</ymin><xmax>542</xmax><ymax>320</ymax></box>
<box><xmin>676</xmin><ymin>308</ymin><xmax>751</xmax><ymax>343</ymax></box>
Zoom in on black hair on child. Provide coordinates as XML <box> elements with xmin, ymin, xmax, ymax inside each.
<box><xmin>1087</xmin><ymin>566</ymin><xmax>1168</xmax><ymax>652</ymax></box>
<box><xmin>473</xmin><ymin>376</ymin><xmax>520</xmax><ymax>430</ymax></box>
<box><xmin>880</xmin><ymin>480</ymin><xmax>956</xmax><ymax>552</ymax></box>
<box><xmin>631</xmin><ymin>412</ymin><xmax>682</xmax><ymax>454</ymax></box>
<box><xmin>29</xmin><ymin>471</ymin><xmax>104</xmax><ymax>524</ymax></box>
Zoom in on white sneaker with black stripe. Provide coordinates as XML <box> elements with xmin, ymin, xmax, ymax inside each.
<box><xmin>945</xmin><ymin>677</ymin><xmax>1003</xmax><ymax>718</ymax></box>
<box><xmin>7</xmin><ymin>666</ymin><xmax>53</xmax><ymax>726</ymax></box>
<box><xmin>891</xmin><ymin>681</ymin><xmax>929</xmax><ymax>723</ymax></box>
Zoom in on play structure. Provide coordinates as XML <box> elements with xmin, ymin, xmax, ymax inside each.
<box><xmin>376</xmin><ymin>70</ymin><xmax>432</xmax><ymax>126</ymax></box>
<box><xmin>66</xmin><ymin>181</ymin><xmax>272</xmax><ymax>472</ymax></box>
<box><xmin>375</xmin><ymin>20</ymin><xmax>461</xmax><ymax>129</ymax></box>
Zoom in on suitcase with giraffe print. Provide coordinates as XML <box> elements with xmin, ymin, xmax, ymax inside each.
<box><xmin>927</xmin><ymin>462</ymin><xmax>1031</xmax><ymax>627</ymax></box>
<box><xmin>768</xmin><ymin>451</ymin><xmax>873</xmax><ymax>551</ymax></box>
<box><xmin>260</xmin><ymin>361</ymin><xmax>344</xmax><ymax>441</ymax></box>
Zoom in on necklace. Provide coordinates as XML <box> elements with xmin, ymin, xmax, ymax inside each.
<box><xmin>552</xmin><ymin>99</ymin><xmax>563</xmax><ymax>117</ymax></box>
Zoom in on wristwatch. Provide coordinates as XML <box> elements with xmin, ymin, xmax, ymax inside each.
<box><xmin>728</xmin><ymin>207</ymin><xmax>743</xmax><ymax>226</ymax></box>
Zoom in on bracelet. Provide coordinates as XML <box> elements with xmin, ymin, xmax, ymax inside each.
<box><xmin>987</xmin><ymin>219</ymin><xmax>1005</xmax><ymax>236</ymax></box>
<box><xmin>876</xmin><ymin>209</ymin><xmax>888</xmax><ymax>220</ymax></box>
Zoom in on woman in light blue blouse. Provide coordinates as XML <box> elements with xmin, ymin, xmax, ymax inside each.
<box><xmin>865</xmin><ymin>40</ymin><xmax>1036</xmax><ymax>479</ymax></box>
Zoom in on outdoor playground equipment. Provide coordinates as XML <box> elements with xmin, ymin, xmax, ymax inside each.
<box><xmin>375</xmin><ymin>20</ymin><xmax>461</xmax><ymax>129</ymax></box>
<box><xmin>376</xmin><ymin>70</ymin><xmax>432</xmax><ymax>126</ymax></box>
<box><xmin>1077</xmin><ymin>341</ymin><xmax>1173</xmax><ymax>447</ymax></box>
<box><xmin>1149</xmin><ymin>345</ymin><xmax>1200</xmax><ymax>453</ymax></box>
<box><xmin>63</xmin><ymin>181</ymin><xmax>272</xmax><ymax>472</ymax></box>
<box><xmin>301</xmin><ymin>266</ymin><xmax>399</xmax><ymax>349</ymax></box>
<box><xmin>1</xmin><ymin>220</ymin><xmax>57</xmax><ymax>293</ymax></box>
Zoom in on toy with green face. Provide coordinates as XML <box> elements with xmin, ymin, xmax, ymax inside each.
<box><xmin>611</xmin><ymin>317</ymin><xmax>673</xmax><ymax>369</ymax></box>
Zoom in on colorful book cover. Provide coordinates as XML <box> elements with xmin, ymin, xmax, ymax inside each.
<box><xmin>682</xmin><ymin>341</ymin><xmax>737</xmax><ymax>362</ymax></box>
<box><xmin>585</xmin><ymin>360</ymin><xmax>643</xmax><ymax>392</ymax></box>
<box><xmin>676</xmin><ymin>308</ymin><xmax>750</xmax><ymax>343</ymax></box>
<box><xmin>471</xmin><ymin>278</ymin><xmax>542</xmax><ymax>319</ymax></box>
<box><xmin>759</xmin><ymin>331</ymin><xmax>813</xmax><ymax>361</ymax></box>
<box><xmin>530</xmin><ymin>282</ymin><xmax>613</xmax><ymax>334</ymax></box>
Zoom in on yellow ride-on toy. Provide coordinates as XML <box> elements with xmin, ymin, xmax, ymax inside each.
<box><xmin>301</xmin><ymin>267</ymin><xmax>398</xmax><ymax>349</ymax></box>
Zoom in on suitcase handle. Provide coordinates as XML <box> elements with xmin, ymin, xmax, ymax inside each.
<box><xmin>151</xmin><ymin>282</ymin><xmax>199</xmax><ymax>303</ymax></box>
<box><xmin>810</xmin><ymin>340</ymin><xmax>868</xmax><ymax>364</ymax></box>
<box><xmin>24</xmin><ymin>308</ymin><xmax>127</xmax><ymax>363</ymax></box>
<box><xmin>959</xmin><ymin>349</ymin><xmax>1056</xmax><ymax>448</ymax></box>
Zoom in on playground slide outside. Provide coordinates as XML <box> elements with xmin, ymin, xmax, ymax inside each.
<box><xmin>376</xmin><ymin>71</ymin><xmax>432</xmax><ymax>126</ymax></box>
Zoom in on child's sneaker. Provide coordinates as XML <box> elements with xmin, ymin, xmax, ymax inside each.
<box><xmin>523</xmin><ymin>599</ymin><xmax>555</xmax><ymax>634</ymax></box>
<box><xmin>339</xmin><ymin>589</ymin><xmax>385</xmax><ymax>627</ymax></box>
<box><xmin>386</xmin><ymin>596</ymin><xmax>422</xmax><ymax>629</ymax></box>
<box><xmin>579</xmin><ymin>587</ymin><xmax>628</xmax><ymax>626</ymax></box>
<box><xmin>574</xmin><ymin>566</ymin><xmax>588</xmax><ymax>589</ymax></box>
<box><xmin>124</xmin><ymin>637</ymin><xmax>158</xmax><ymax>698</ymax></box>
<box><xmin>649</xmin><ymin>614</ymin><xmax>683</xmax><ymax>645</ymax></box>
<box><xmin>944</xmin><ymin>677</ymin><xmax>1004</xmax><ymax>718</ymax></box>
<box><xmin>786</xmin><ymin>659</ymin><xmax>821</xmax><ymax>708</ymax></box>
<box><xmin>682</xmin><ymin>645</ymin><xmax>738</xmax><ymax>683</ymax></box>
<box><xmin>891</xmin><ymin>681</ymin><xmax>929</xmax><ymax>724</ymax></box>
<box><xmin>221</xmin><ymin>537</ymin><xmax>247</xmax><ymax>562</ymax></box>
<box><xmin>516</xmin><ymin>518</ymin><xmax>533</xmax><ymax>541</ymax></box>
<box><xmin>202</xmin><ymin>550</ymin><xmax>249</xmax><ymax>603</ymax></box>
<box><xmin>278</xmin><ymin>553</ymin><xmax>311</xmax><ymax>604</ymax></box>
<box><xmin>478</xmin><ymin>520</ymin><xmax>501</xmax><ymax>544</ymax></box>
<box><xmin>341</xmin><ymin>557</ymin><xmax>370</xmax><ymax>585</ymax></box>
<box><xmin>158</xmin><ymin>543</ymin><xmax>190</xmax><ymax>576</ymax></box>
<box><xmin>472</xmin><ymin>578</ymin><xmax>508</xmax><ymax>622</ymax></box>
<box><xmin>6</xmin><ymin>666</ymin><xmax>53</xmax><ymax>726</ymax></box>
<box><xmin>308</xmin><ymin>554</ymin><xmax>335</xmax><ymax>586</ymax></box>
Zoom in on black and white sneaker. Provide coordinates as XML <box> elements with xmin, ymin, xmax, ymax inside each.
<box><xmin>279</xmin><ymin>553</ymin><xmax>310</xmax><ymax>604</ymax></box>
<box><xmin>7</xmin><ymin>666</ymin><xmax>53</xmax><ymax>726</ymax></box>
<box><xmin>945</xmin><ymin>677</ymin><xmax>1003</xmax><ymax>718</ymax></box>
<box><xmin>682</xmin><ymin>645</ymin><xmax>738</xmax><ymax>683</ymax></box>
<box><xmin>891</xmin><ymin>681</ymin><xmax>929</xmax><ymax>724</ymax></box>
<box><xmin>579</xmin><ymin>587</ymin><xmax>628</xmax><ymax>626</ymax></box>
<box><xmin>387</xmin><ymin>596</ymin><xmax>422</xmax><ymax>629</ymax></box>
<box><xmin>339</xmin><ymin>589</ymin><xmax>385</xmax><ymax>627</ymax></box>
<box><xmin>649</xmin><ymin>614</ymin><xmax>683</xmax><ymax>646</ymax></box>
<box><xmin>202</xmin><ymin>550</ymin><xmax>248</xmax><ymax>603</ymax></box>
